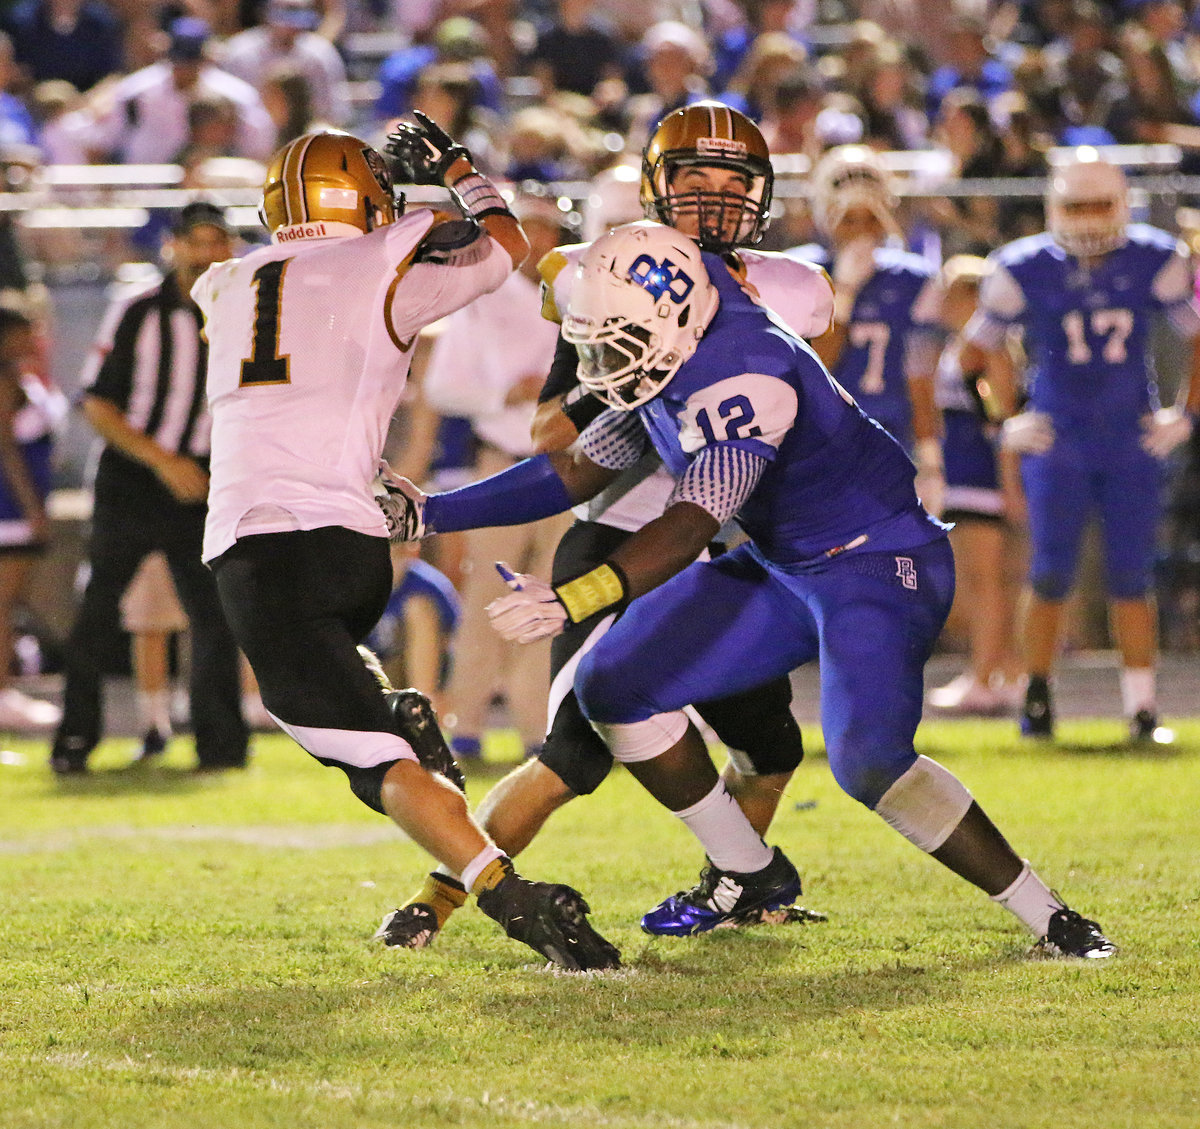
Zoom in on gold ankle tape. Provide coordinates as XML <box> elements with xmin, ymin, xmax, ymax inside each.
<box><xmin>470</xmin><ymin>856</ymin><xmax>511</xmax><ymax>895</ymax></box>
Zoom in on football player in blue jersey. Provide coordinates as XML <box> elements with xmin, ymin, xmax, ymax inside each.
<box><xmin>792</xmin><ymin>145</ymin><xmax>946</xmax><ymax>514</ymax></box>
<box><xmin>379</xmin><ymin>220</ymin><xmax>1116</xmax><ymax>958</ymax></box>
<box><xmin>967</xmin><ymin>148</ymin><xmax>1200</xmax><ymax>743</ymax></box>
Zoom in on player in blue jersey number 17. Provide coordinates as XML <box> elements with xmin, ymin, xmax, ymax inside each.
<box><xmin>967</xmin><ymin>147</ymin><xmax>1200</xmax><ymax>743</ymax></box>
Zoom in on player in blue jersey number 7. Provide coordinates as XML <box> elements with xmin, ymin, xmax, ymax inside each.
<box><xmin>380</xmin><ymin>220</ymin><xmax>1116</xmax><ymax>959</ymax></box>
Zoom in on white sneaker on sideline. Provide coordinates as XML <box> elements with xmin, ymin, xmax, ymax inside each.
<box><xmin>0</xmin><ymin>687</ymin><xmax>62</xmax><ymax>730</ymax></box>
<box><xmin>927</xmin><ymin>673</ymin><xmax>1012</xmax><ymax>716</ymax></box>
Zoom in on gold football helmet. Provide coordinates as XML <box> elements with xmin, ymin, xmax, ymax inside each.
<box><xmin>261</xmin><ymin>130</ymin><xmax>398</xmax><ymax>237</ymax></box>
<box><xmin>641</xmin><ymin>100</ymin><xmax>774</xmax><ymax>252</ymax></box>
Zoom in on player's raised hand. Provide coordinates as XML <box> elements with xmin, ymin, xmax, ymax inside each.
<box><xmin>373</xmin><ymin>464</ymin><xmax>427</xmax><ymax>541</ymax></box>
<box><xmin>1000</xmin><ymin>410</ymin><xmax>1055</xmax><ymax>455</ymax></box>
<box><xmin>486</xmin><ymin>562</ymin><xmax>568</xmax><ymax>643</ymax></box>
<box><xmin>384</xmin><ymin>110</ymin><xmax>470</xmax><ymax>186</ymax></box>
<box><xmin>1140</xmin><ymin>406</ymin><xmax>1194</xmax><ymax>459</ymax></box>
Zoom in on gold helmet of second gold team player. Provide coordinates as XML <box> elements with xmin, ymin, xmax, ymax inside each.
<box><xmin>641</xmin><ymin>100</ymin><xmax>774</xmax><ymax>253</ymax></box>
<box><xmin>261</xmin><ymin>130</ymin><xmax>398</xmax><ymax>241</ymax></box>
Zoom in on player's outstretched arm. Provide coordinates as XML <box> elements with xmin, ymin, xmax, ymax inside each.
<box><xmin>385</xmin><ymin>111</ymin><xmax>528</xmax><ymax>270</ymax></box>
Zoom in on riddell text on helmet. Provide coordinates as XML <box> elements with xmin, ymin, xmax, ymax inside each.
<box><xmin>276</xmin><ymin>222</ymin><xmax>329</xmax><ymax>242</ymax></box>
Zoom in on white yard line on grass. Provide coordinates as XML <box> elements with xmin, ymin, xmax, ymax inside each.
<box><xmin>33</xmin><ymin>1050</ymin><xmax>760</xmax><ymax>1129</ymax></box>
<box><xmin>0</xmin><ymin>824</ymin><xmax>404</xmax><ymax>854</ymax></box>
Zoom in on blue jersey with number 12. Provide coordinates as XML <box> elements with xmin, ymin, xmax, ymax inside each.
<box><xmin>638</xmin><ymin>253</ymin><xmax>945</xmax><ymax>567</ymax></box>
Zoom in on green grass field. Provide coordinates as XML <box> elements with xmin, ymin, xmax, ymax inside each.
<box><xmin>2</xmin><ymin>718</ymin><xmax>1198</xmax><ymax>1129</ymax></box>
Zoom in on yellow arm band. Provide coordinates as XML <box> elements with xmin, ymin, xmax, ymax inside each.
<box><xmin>554</xmin><ymin>562</ymin><xmax>628</xmax><ymax>623</ymax></box>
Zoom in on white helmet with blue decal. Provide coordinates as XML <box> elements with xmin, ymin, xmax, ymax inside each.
<box><xmin>563</xmin><ymin>220</ymin><xmax>720</xmax><ymax>410</ymax></box>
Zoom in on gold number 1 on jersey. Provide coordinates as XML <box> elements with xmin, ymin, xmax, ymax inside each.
<box><xmin>240</xmin><ymin>259</ymin><xmax>292</xmax><ymax>386</ymax></box>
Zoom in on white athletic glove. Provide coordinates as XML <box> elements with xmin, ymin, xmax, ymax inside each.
<box><xmin>486</xmin><ymin>562</ymin><xmax>568</xmax><ymax>644</ymax></box>
<box><xmin>1000</xmin><ymin>410</ymin><xmax>1055</xmax><ymax>455</ymax></box>
<box><xmin>832</xmin><ymin>236</ymin><xmax>876</xmax><ymax>322</ymax></box>
<box><xmin>913</xmin><ymin>438</ymin><xmax>946</xmax><ymax>518</ymax></box>
<box><xmin>372</xmin><ymin>463</ymin><xmax>427</xmax><ymax>541</ymax></box>
<box><xmin>1140</xmin><ymin>406</ymin><xmax>1194</xmax><ymax>459</ymax></box>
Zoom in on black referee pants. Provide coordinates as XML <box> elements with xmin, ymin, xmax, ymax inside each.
<box><xmin>52</xmin><ymin>498</ymin><xmax>247</xmax><ymax>768</ymax></box>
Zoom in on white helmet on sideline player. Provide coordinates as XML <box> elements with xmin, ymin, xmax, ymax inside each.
<box><xmin>1045</xmin><ymin>147</ymin><xmax>1129</xmax><ymax>258</ymax></box>
<box><xmin>810</xmin><ymin>144</ymin><xmax>901</xmax><ymax>240</ymax></box>
<box><xmin>563</xmin><ymin>220</ymin><xmax>719</xmax><ymax>410</ymax></box>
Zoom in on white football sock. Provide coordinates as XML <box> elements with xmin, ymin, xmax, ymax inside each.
<box><xmin>1119</xmin><ymin>667</ymin><xmax>1156</xmax><ymax>717</ymax></box>
<box><xmin>990</xmin><ymin>859</ymin><xmax>1063</xmax><ymax>937</ymax></box>
<box><xmin>136</xmin><ymin>689</ymin><xmax>172</xmax><ymax>734</ymax></box>
<box><xmin>674</xmin><ymin>781</ymin><xmax>774</xmax><ymax>873</ymax></box>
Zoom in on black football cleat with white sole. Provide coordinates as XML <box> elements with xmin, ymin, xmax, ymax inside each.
<box><xmin>375</xmin><ymin>903</ymin><xmax>440</xmax><ymax>949</ymax></box>
<box><xmin>1033</xmin><ymin>906</ymin><xmax>1117</xmax><ymax>959</ymax></box>
<box><xmin>476</xmin><ymin>864</ymin><xmax>621</xmax><ymax>971</ymax></box>
<box><xmin>641</xmin><ymin>846</ymin><xmax>803</xmax><ymax>936</ymax></box>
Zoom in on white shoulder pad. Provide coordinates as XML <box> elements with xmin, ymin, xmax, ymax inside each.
<box><xmin>742</xmin><ymin>251</ymin><xmax>835</xmax><ymax>338</ymax></box>
<box><xmin>677</xmin><ymin>373</ymin><xmax>798</xmax><ymax>455</ymax></box>
<box><xmin>977</xmin><ymin>260</ymin><xmax>1026</xmax><ymax>321</ymax></box>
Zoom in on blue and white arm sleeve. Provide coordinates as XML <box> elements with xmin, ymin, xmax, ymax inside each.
<box><xmin>579</xmin><ymin>408</ymin><xmax>651</xmax><ymax>470</ymax></box>
<box><xmin>666</xmin><ymin>444</ymin><xmax>769</xmax><ymax>525</ymax></box>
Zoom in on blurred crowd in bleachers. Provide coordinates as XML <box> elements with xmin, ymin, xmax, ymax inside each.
<box><xmin>4</xmin><ymin>2</ymin><xmax>1200</xmax><ymax>215</ymax></box>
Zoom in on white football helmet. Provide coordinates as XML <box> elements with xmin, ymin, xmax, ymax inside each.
<box><xmin>810</xmin><ymin>144</ymin><xmax>900</xmax><ymax>240</ymax></box>
<box><xmin>563</xmin><ymin>220</ymin><xmax>719</xmax><ymax>410</ymax></box>
<box><xmin>1045</xmin><ymin>147</ymin><xmax>1129</xmax><ymax>258</ymax></box>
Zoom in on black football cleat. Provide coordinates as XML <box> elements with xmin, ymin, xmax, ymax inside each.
<box><xmin>1129</xmin><ymin>709</ymin><xmax>1174</xmax><ymax>745</ymax></box>
<box><xmin>1033</xmin><ymin>906</ymin><xmax>1117</xmax><ymax>960</ymax></box>
<box><xmin>1020</xmin><ymin>675</ymin><xmax>1054</xmax><ymax>739</ymax></box>
<box><xmin>641</xmin><ymin>847</ymin><xmax>803</xmax><ymax>936</ymax></box>
<box><xmin>720</xmin><ymin>903</ymin><xmax>829</xmax><ymax>929</ymax></box>
<box><xmin>476</xmin><ymin>863</ymin><xmax>621</xmax><ymax>971</ymax></box>
<box><xmin>134</xmin><ymin>727</ymin><xmax>169</xmax><ymax>763</ymax></box>
<box><xmin>386</xmin><ymin>688</ymin><xmax>466</xmax><ymax>793</ymax></box>
<box><xmin>375</xmin><ymin>903</ymin><xmax>440</xmax><ymax>949</ymax></box>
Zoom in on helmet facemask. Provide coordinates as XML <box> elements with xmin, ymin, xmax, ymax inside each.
<box><xmin>640</xmin><ymin>101</ymin><xmax>775</xmax><ymax>254</ymax></box>
<box><xmin>648</xmin><ymin>152</ymin><xmax>773</xmax><ymax>253</ymax></box>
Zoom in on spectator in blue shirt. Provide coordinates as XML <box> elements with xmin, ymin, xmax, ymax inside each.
<box><xmin>925</xmin><ymin>16</ymin><xmax>1014</xmax><ymax>120</ymax></box>
<box><xmin>375</xmin><ymin>16</ymin><xmax>502</xmax><ymax>126</ymax></box>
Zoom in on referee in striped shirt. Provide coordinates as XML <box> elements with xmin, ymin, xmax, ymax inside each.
<box><xmin>50</xmin><ymin>203</ymin><xmax>248</xmax><ymax>774</ymax></box>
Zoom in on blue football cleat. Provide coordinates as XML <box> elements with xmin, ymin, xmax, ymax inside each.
<box><xmin>641</xmin><ymin>847</ymin><xmax>803</xmax><ymax>936</ymax></box>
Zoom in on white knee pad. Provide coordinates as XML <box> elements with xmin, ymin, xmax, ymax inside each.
<box><xmin>873</xmin><ymin>755</ymin><xmax>973</xmax><ymax>853</ymax></box>
<box><xmin>592</xmin><ymin>710</ymin><xmax>689</xmax><ymax>763</ymax></box>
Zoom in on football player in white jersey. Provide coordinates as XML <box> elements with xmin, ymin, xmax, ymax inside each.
<box><xmin>193</xmin><ymin>121</ymin><xmax>620</xmax><ymax>972</ymax></box>
<box><xmin>378</xmin><ymin>102</ymin><xmax>835</xmax><ymax>948</ymax></box>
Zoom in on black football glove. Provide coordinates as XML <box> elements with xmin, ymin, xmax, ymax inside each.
<box><xmin>384</xmin><ymin>110</ymin><xmax>471</xmax><ymax>186</ymax></box>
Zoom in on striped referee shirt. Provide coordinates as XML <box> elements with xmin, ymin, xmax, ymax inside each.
<box><xmin>81</xmin><ymin>271</ymin><xmax>212</xmax><ymax>508</ymax></box>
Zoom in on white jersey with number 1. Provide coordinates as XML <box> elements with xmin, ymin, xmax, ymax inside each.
<box><xmin>194</xmin><ymin>209</ymin><xmax>512</xmax><ymax>562</ymax></box>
